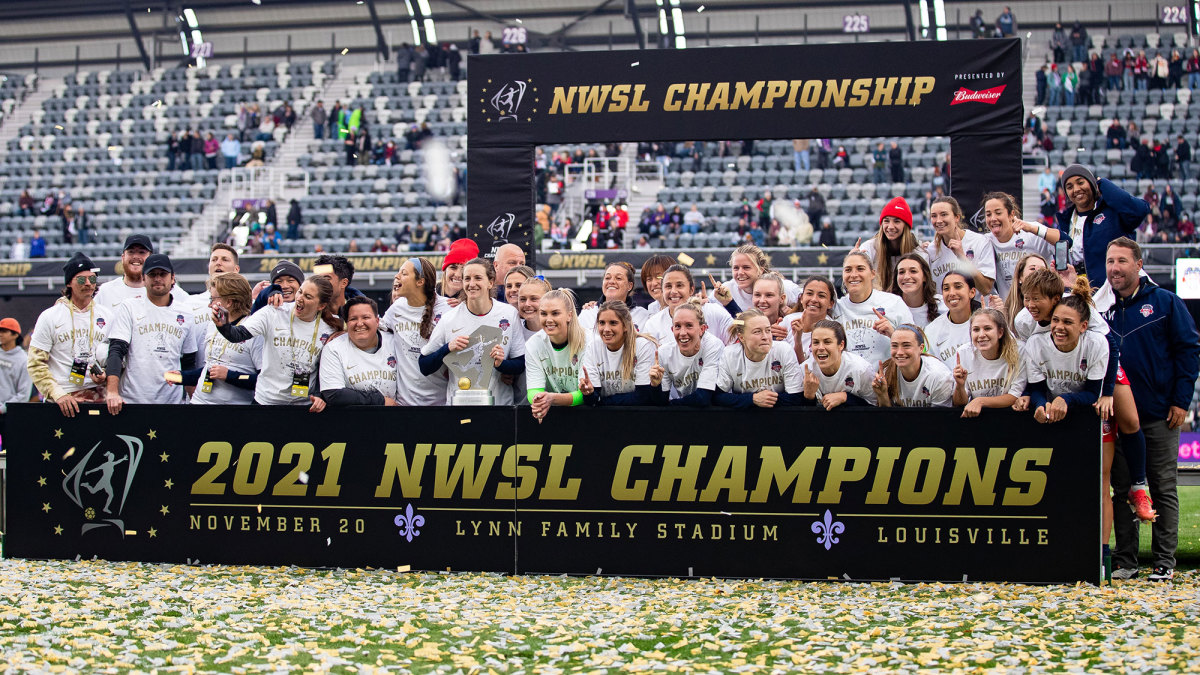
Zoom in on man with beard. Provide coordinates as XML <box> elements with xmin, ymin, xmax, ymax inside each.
<box><xmin>94</xmin><ymin>235</ymin><xmax>190</xmax><ymax>308</ymax></box>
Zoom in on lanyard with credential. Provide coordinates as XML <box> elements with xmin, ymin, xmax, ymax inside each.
<box><xmin>289</xmin><ymin>311</ymin><xmax>321</xmax><ymax>369</ymax></box>
<box><xmin>69</xmin><ymin>302</ymin><xmax>96</xmax><ymax>357</ymax></box>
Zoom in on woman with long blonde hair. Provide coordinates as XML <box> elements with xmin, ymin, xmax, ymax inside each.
<box><xmin>579</xmin><ymin>300</ymin><xmax>658</xmax><ymax>405</ymax></box>
<box><xmin>950</xmin><ymin>308</ymin><xmax>1025</xmax><ymax>417</ymax></box>
<box><xmin>526</xmin><ymin>288</ymin><xmax>589</xmax><ymax>421</ymax></box>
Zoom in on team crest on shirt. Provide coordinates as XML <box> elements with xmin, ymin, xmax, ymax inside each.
<box><xmin>1094</xmin><ymin>214</ymin><xmax>1107</xmax><ymax>225</ymax></box>
<box><xmin>498</xmin><ymin>319</ymin><xmax>510</xmax><ymax>331</ymax></box>
<box><xmin>387</xmin><ymin>355</ymin><xmax>397</xmax><ymax>368</ymax></box>
<box><xmin>95</xmin><ymin>318</ymin><xmax>105</xmax><ymax>328</ymax></box>
<box><xmin>698</xmin><ymin>358</ymin><xmax>704</xmax><ymax>367</ymax></box>
<box><xmin>920</xmin><ymin>385</ymin><xmax>930</xmax><ymax>396</ymax></box>
<box><xmin>571</xmin><ymin>354</ymin><xmax>579</xmax><ymax>365</ymax></box>
<box><xmin>965</xmin><ymin>249</ymin><xmax>975</xmax><ymax>260</ymax></box>
<box><xmin>434</xmin><ymin>313</ymin><xmax>442</xmax><ymax>322</ymax></box>
<box><xmin>320</xmin><ymin>333</ymin><xmax>331</xmax><ymax>344</ymax></box>
<box><xmin>844</xmin><ymin>376</ymin><xmax>854</xmax><ymax>388</ymax></box>
<box><xmin>771</xmin><ymin>360</ymin><xmax>782</xmax><ymax>372</ymax></box>
<box><xmin>874</xmin><ymin>307</ymin><xmax>886</xmax><ymax>316</ymax></box>
<box><xmin>1140</xmin><ymin>304</ymin><xmax>1154</xmax><ymax>318</ymax></box>
<box><xmin>1015</xmin><ymin>239</ymin><xmax>1025</xmax><ymax>249</ymax></box>
<box><xmin>175</xmin><ymin>314</ymin><xmax>185</xmax><ymax>325</ymax></box>
<box><xmin>1079</xmin><ymin>358</ymin><xmax>1088</xmax><ymax>371</ymax></box>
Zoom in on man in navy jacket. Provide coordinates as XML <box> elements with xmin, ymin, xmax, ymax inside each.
<box><xmin>1104</xmin><ymin>237</ymin><xmax>1200</xmax><ymax>581</ymax></box>
<box><xmin>1055</xmin><ymin>164</ymin><xmax>1150</xmax><ymax>288</ymax></box>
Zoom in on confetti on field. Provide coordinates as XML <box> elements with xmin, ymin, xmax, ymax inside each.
<box><xmin>62</xmin><ymin>447</ymin><xmax>74</xmax><ymax>459</ymax></box>
<box><xmin>678</xmin><ymin>252</ymin><xmax>695</xmax><ymax>266</ymax></box>
<box><xmin>341</xmin><ymin>48</ymin><xmax>349</xmax><ymax>55</ymax></box>
<box><xmin>1</xmin><ymin>559</ymin><xmax>1199</xmax><ymax>672</ymax></box>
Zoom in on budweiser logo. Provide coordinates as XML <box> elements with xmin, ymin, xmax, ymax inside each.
<box><xmin>950</xmin><ymin>85</ymin><xmax>1006</xmax><ymax>105</ymax></box>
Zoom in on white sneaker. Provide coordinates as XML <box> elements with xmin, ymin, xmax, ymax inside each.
<box><xmin>1111</xmin><ymin>566</ymin><xmax>1138</xmax><ymax>580</ymax></box>
<box><xmin>1148</xmin><ymin>566</ymin><xmax>1174</xmax><ymax>582</ymax></box>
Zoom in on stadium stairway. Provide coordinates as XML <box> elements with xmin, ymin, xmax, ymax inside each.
<box><xmin>0</xmin><ymin>76</ymin><xmax>53</xmax><ymax>150</ymax></box>
<box><xmin>272</xmin><ymin>63</ymin><xmax>364</xmax><ymax>171</ymax></box>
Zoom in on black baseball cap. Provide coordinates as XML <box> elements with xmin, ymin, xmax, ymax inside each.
<box><xmin>123</xmin><ymin>234</ymin><xmax>153</xmax><ymax>252</ymax></box>
<box><xmin>143</xmin><ymin>253</ymin><xmax>173</xmax><ymax>274</ymax></box>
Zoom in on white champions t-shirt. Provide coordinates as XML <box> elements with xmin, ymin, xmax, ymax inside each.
<box><xmin>893</xmin><ymin>355</ymin><xmax>955</xmax><ymax>407</ymax></box>
<box><xmin>237</xmin><ymin>306</ymin><xmax>337</xmax><ymax>405</ymax></box>
<box><xmin>29</xmin><ymin>299</ymin><xmax>112</xmax><ymax>395</ymax></box>
<box><xmin>716</xmin><ymin>342</ymin><xmax>803</xmax><ymax>395</ymax></box>
<box><xmin>108</xmin><ymin>295</ymin><xmax>201</xmax><ymax>404</ymax></box>
<box><xmin>954</xmin><ymin>343</ymin><xmax>1027</xmax><ymax>400</ymax></box>
<box><xmin>524</xmin><ymin>331</ymin><xmax>584</xmax><ymax>395</ymax></box>
<box><xmin>643</xmin><ymin>305</ymin><xmax>734</xmax><ymax>347</ymax></box>
<box><xmin>422</xmin><ymin>300</ymin><xmax>526</xmax><ymax>405</ymax></box>
<box><xmin>924</xmin><ymin>229</ymin><xmax>997</xmax><ymax>291</ymax></box>
<box><xmin>902</xmin><ymin>295</ymin><xmax>946</xmax><ymax>331</ymax></box>
<box><xmin>581</xmin><ymin>335</ymin><xmax>657</xmax><ymax>398</ymax></box>
<box><xmin>1024</xmin><ymin>331</ymin><xmax>1109</xmax><ymax>399</ymax></box>
<box><xmin>923</xmin><ymin>313</ymin><xmax>972</xmax><ymax>369</ymax></box>
<box><xmin>382</xmin><ymin>296</ymin><xmax>451</xmax><ymax>407</ymax></box>
<box><xmin>192</xmin><ymin>318</ymin><xmax>263</xmax><ymax>405</ymax></box>
<box><xmin>802</xmin><ymin>351</ymin><xmax>878</xmax><ymax>405</ymax></box>
<box><xmin>319</xmin><ymin>333</ymin><xmax>399</xmax><ymax>401</ymax></box>
<box><xmin>658</xmin><ymin>331</ymin><xmax>723</xmax><ymax>399</ymax></box>
<box><xmin>989</xmin><ymin>231</ymin><xmax>1055</xmax><ymax>300</ymax></box>
<box><xmin>95</xmin><ymin>278</ymin><xmax>190</xmax><ymax>310</ymax></box>
<box><xmin>836</xmin><ymin>289</ymin><xmax>914</xmax><ymax>365</ymax></box>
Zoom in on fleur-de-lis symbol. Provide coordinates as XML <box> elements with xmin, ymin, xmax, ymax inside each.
<box><xmin>394</xmin><ymin>504</ymin><xmax>425</xmax><ymax>542</ymax></box>
<box><xmin>811</xmin><ymin>509</ymin><xmax>845</xmax><ymax>550</ymax></box>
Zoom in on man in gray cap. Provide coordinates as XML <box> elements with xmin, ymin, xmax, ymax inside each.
<box><xmin>95</xmin><ymin>234</ymin><xmax>191</xmax><ymax>308</ymax></box>
<box><xmin>1054</xmin><ymin>163</ymin><xmax>1150</xmax><ymax>289</ymax></box>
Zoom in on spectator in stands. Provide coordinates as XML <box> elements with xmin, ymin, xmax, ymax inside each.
<box><xmin>39</xmin><ymin>191</ymin><xmax>57</xmax><ymax>216</ymax></box>
<box><xmin>1034</xmin><ymin>65</ymin><xmax>1047</xmax><ymax>105</ymax></box>
<box><xmin>256</xmin><ymin>114</ymin><xmax>276</xmax><ymax>142</ymax></box>
<box><xmin>1167</xmin><ymin>50</ymin><xmax>1184</xmax><ymax>89</ymax></box>
<box><xmin>262</xmin><ymin>225</ymin><xmax>281</xmax><ymax>252</ymax></box>
<box><xmin>1037</xmin><ymin>166</ymin><xmax>1057</xmax><ymax>195</ymax></box>
<box><xmin>1062</xmin><ymin>65</ymin><xmax>1077</xmax><ymax>106</ymax></box>
<box><xmin>1106</xmin><ymin>120</ymin><xmax>1127</xmax><ymax>149</ymax></box>
<box><xmin>1178</xmin><ymin>213</ymin><xmax>1196</xmax><ymax>242</ymax></box>
<box><xmin>29</xmin><ymin>230</ymin><xmax>45</xmax><ymax>258</ymax></box>
<box><xmin>344</xmin><ymin>130</ymin><xmax>358</xmax><ymax>166</ymax></box>
<box><xmin>805</xmin><ymin>187</ymin><xmax>826</xmax><ymax>229</ymax></box>
<box><xmin>996</xmin><ymin>6</ymin><xmax>1015</xmax><ymax>37</ymax></box>
<box><xmin>1133</xmin><ymin>139</ymin><xmax>1152</xmax><ymax>179</ymax></box>
<box><xmin>219</xmin><ymin>133</ymin><xmax>240</xmax><ymax>170</ymax></box>
<box><xmin>186</xmin><ymin>130</ymin><xmax>202</xmax><ymax>170</ymax></box>
<box><xmin>888</xmin><ymin>142</ymin><xmax>904</xmax><ymax>183</ymax></box>
<box><xmin>667</xmin><ymin>205</ymin><xmax>684</xmax><ymax>234</ymax></box>
<box><xmin>412</xmin><ymin>44</ymin><xmax>428</xmax><ymax>82</ymax></box>
<box><xmin>792</xmin><ymin>139</ymin><xmax>810</xmax><ymax>173</ymax></box>
<box><xmin>1069</xmin><ymin>21</ymin><xmax>1087</xmax><ymax>64</ymax></box>
<box><xmin>1188</xmin><ymin>49</ymin><xmax>1200</xmax><ymax>90</ymax></box>
<box><xmin>970</xmin><ymin>10</ymin><xmax>986</xmax><ymax>39</ymax></box>
<box><xmin>246</xmin><ymin>146</ymin><xmax>265</xmax><ymax>167</ymax></box>
<box><xmin>481</xmin><ymin>31</ymin><xmax>497</xmax><ymax>54</ymax></box>
<box><xmin>448</xmin><ymin>44</ymin><xmax>462</xmax><ymax>81</ymax></box>
<box><xmin>1039</xmin><ymin>189</ymin><xmax>1057</xmax><ymax>224</ymax></box>
<box><xmin>545</xmin><ymin>173</ymin><xmax>563</xmax><ymax>214</ymax></box>
<box><xmin>1155</xmin><ymin>139</ymin><xmax>1172</xmax><ymax>179</ymax></box>
<box><xmin>748</xmin><ymin>220</ymin><xmax>766</xmax><ymax>247</ymax></box>
<box><xmin>1176</xmin><ymin>135</ymin><xmax>1192</xmax><ymax>182</ymax></box>
<box><xmin>60</xmin><ymin>205</ymin><xmax>76</xmax><ymax>245</ymax></box>
<box><xmin>165</xmin><ymin>132</ymin><xmax>180</xmax><ymax>172</ymax></box>
<box><xmin>203</xmin><ymin>132</ymin><xmax>219</xmax><ymax>170</ymax></box>
<box><xmin>469</xmin><ymin>31</ymin><xmax>481</xmax><ymax>54</ymax></box>
<box><xmin>1162</xmin><ymin>185</ymin><xmax>1182</xmax><ymax>223</ymax></box>
<box><xmin>833</xmin><ymin>145</ymin><xmax>849</xmax><ymax>168</ymax></box>
<box><xmin>327</xmin><ymin>101</ymin><xmax>343</xmax><ymax>139</ymax></box>
<box><xmin>1151</xmin><ymin>51</ymin><xmax>1170</xmax><ymax>90</ymax></box>
<box><xmin>10</xmin><ymin>235</ymin><xmax>26</xmax><ymax>260</ymax></box>
<box><xmin>370</xmin><ymin>238</ymin><xmax>388</xmax><ymax>253</ymax></box>
<box><xmin>1105</xmin><ymin>52</ymin><xmax>1124</xmax><ymax>91</ymax></box>
<box><xmin>1133</xmin><ymin>50</ymin><xmax>1150</xmax><ymax>90</ymax></box>
<box><xmin>872</xmin><ymin>142</ymin><xmax>888</xmax><ymax>183</ymax></box>
<box><xmin>1046</xmin><ymin>64</ymin><xmax>1062</xmax><ymax>105</ymax></box>
<box><xmin>237</xmin><ymin>103</ymin><xmax>253</xmax><ymax>142</ymax></box>
<box><xmin>355</xmin><ymin>126</ymin><xmax>371</xmax><ymax>166</ymax></box>
<box><xmin>246</xmin><ymin>230</ymin><xmax>264</xmax><ymax>254</ymax></box>
<box><xmin>310</xmin><ymin>100</ymin><xmax>326</xmax><ymax>139</ymax></box>
<box><xmin>282</xmin><ymin>104</ymin><xmax>296</xmax><ymax>131</ymax></box>
<box><xmin>930</xmin><ymin>166</ymin><xmax>946</xmax><ymax>195</ymax></box>
<box><xmin>1105</xmin><ymin>238</ymin><xmax>1200</xmax><ymax>581</ymax></box>
<box><xmin>1050</xmin><ymin>24</ymin><xmax>1068</xmax><ymax>63</ymax></box>
<box><xmin>682</xmin><ymin>204</ymin><xmax>704</xmax><ymax>235</ymax></box>
<box><xmin>17</xmin><ymin>189</ymin><xmax>33</xmax><ymax>216</ymax></box>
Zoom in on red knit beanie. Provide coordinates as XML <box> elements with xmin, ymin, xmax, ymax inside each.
<box><xmin>442</xmin><ymin>238</ymin><xmax>480</xmax><ymax>270</ymax></box>
<box><xmin>879</xmin><ymin>197</ymin><xmax>913</xmax><ymax>228</ymax></box>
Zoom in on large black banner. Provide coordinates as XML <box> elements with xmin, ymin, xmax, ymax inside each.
<box><xmin>466</xmin><ymin>40</ymin><xmax>1024</xmax><ymax>261</ymax></box>
<box><xmin>6</xmin><ymin>404</ymin><xmax>1098</xmax><ymax>583</ymax></box>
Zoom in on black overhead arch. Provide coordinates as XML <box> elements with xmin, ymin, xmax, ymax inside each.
<box><xmin>466</xmin><ymin>39</ymin><xmax>1023</xmax><ymax>261</ymax></box>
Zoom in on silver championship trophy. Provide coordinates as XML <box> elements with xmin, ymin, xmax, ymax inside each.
<box><xmin>444</xmin><ymin>325</ymin><xmax>504</xmax><ymax>406</ymax></box>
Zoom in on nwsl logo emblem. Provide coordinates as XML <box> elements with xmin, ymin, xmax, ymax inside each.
<box><xmin>490</xmin><ymin>81</ymin><xmax>527</xmax><ymax>122</ymax></box>
<box><xmin>486</xmin><ymin>213</ymin><xmax>516</xmax><ymax>243</ymax></box>
<box><xmin>63</xmin><ymin>434</ymin><xmax>144</xmax><ymax>536</ymax></box>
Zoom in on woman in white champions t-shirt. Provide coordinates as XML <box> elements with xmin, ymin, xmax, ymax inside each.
<box><xmin>871</xmin><ymin>325</ymin><xmax>954</xmax><ymax>407</ymax></box>
<box><xmin>1020</xmin><ymin>292</ymin><xmax>1108</xmax><ymax>423</ymax></box>
<box><xmin>642</xmin><ymin>265</ymin><xmax>733</xmax><ymax>346</ymax></box>
<box><xmin>649</xmin><ymin>300</ymin><xmax>721</xmax><ymax>407</ymax></box>
<box><xmin>951</xmin><ymin>308</ymin><xmax>1027</xmax><ymax>417</ymax></box>
<box><xmin>923</xmin><ymin>196</ymin><xmax>996</xmax><ymax>294</ymax></box>
<box><xmin>923</xmin><ymin>271</ymin><xmax>979</xmax><ymax>368</ymax></box>
<box><xmin>526</xmin><ymin>288</ymin><xmax>588</xmax><ymax>421</ymax></box>
<box><xmin>858</xmin><ymin>196</ymin><xmax>920</xmax><ymax>292</ymax></box>
<box><xmin>192</xmin><ymin>272</ymin><xmax>262</xmax><ymax>405</ymax></box>
<box><xmin>383</xmin><ymin>257</ymin><xmax>451</xmax><ymax>407</ymax></box>
<box><xmin>714</xmin><ymin>309</ymin><xmax>804</xmax><ymax>408</ymax></box>
<box><xmin>318</xmin><ymin>297</ymin><xmax>399</xmax><ymax>406</ymax></box>
<box><xmin>888</xmin><ymin>253</ymin><xmax>944</xmax><ymax>330</ymax></box>
<box><xmin>1002</xmin><ymin>253</ymin><xmax>1049</xmax><ymax>334</ymax></box>
<box><xmin>800</xmin><ymin>319</ymin><xmax>877</xmax><ymax>409</ymax></box>
<box><xmin>215</xmin><ymin>275</ymin><xmax>342</xmax><ymax>410</ymax></box>
<box><xmin>579</xmin><ymin>301</ymin><xmax>657</xmax><ymax>406</ymax></box>
<box><xmin>420</xmin><ymin>257</ymin><xmax>526</xmax><ymax>405</ymax></box>
<box><xmin>710</xmin><ymin>243</ymin><xmax>801</xmax><ymax>313</ymax></box>
<box><xmin>982</xmin><ymin>191</ymin><xmax>1058</xmax><ymax>300</ymax></box>
<box><xmin>639</xmin><ymin>254</ymin><xmax>676</xmax><ymax>318</ymax></box>
<box><xmin>836</xmin><ymin>250</ymin><xmax>914</xmax><ymax>365</ymax></box>
<box><xmin>513</xmin><ymin>275</ymin><xmax>551</xmax><ymax>405</ymax></box>
<box><xmin>780</xmin><ymin>276</ymin><xmax>837</xmax><ymax>364</ymax></box>
<box><xmin>579</xmin><ymin>262</ymin><xmax>649</xmax><ymax>331</ymax></box>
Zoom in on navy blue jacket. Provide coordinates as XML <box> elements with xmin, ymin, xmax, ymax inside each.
<box><xmin>1103</xmin><ymin>278</ymin><xmax>1200</xmax><ymax>421</ymax></box>
<box><xmin>1054</xmin><ymin>178</ymin><xmax>1150</xmax><ymax>288</ymax></box>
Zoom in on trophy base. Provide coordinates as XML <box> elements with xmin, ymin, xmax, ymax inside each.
<box><xmin>453</xmin><ymin>390</ymin><xmax>495</xmax><ymax>406</ymax></box>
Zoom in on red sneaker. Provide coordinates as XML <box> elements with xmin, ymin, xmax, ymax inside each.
<box><xmin>1128</xmin><ymin>487</ymin><xmax>1157</xmax><ymax>522</ymax></box>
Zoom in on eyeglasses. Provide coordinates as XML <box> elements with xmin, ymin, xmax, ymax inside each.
<box><xmin>74</xmin><ymin>275</ymin><xmax>98</xmax><ymax>286</ymax></box>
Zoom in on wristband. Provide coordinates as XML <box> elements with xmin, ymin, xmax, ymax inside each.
<box><xmin>571</xmin><ymin>390</ymin><xmax>584</xmax><ymax>406</ymax></box>
<box><xmin>1037</xmin><ymin>224</ymin><xmax>1047</xmax><ymax>239</ymax></box>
